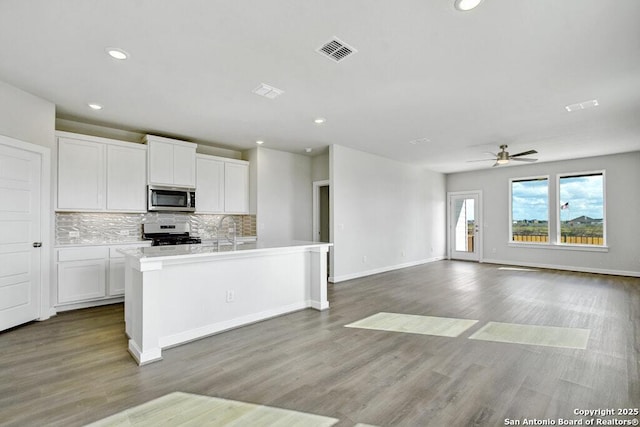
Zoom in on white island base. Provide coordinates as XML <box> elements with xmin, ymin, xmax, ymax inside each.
<box><xmin>121</xmin><ymin>241</ymin><xmax>331</xmax><ymax>365</ymax></box>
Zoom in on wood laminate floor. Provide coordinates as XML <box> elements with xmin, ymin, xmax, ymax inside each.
<box><xmin>1</xmin><ymin>261</ymin><xmax>639</xmax><ymax>426</ymax></box>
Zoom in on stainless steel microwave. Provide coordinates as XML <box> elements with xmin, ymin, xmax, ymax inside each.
<box><xmin>147</xmin><ymin>185</ymin><xmax>196</xmax><ymax>212</ymax></box>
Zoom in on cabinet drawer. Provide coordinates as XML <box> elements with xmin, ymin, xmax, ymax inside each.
<box><xmin>57</xmin><ymin>247</ymin><xmax>108</xmax><ymax>262</ymax></box>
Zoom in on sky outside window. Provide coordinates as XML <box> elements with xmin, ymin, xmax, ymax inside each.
<box><xmin>558</xmin><ymin>174</ymin><xmax>604</xmax><ymax>220</ymax></box>
<box><xmin>512</xmin><ymin>178</ymin><xmax>548</xmax><ymax>221</ymax></box>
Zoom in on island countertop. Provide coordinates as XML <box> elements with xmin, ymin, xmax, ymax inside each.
<box><xmin>122</xmin><ymin>239</ymin><xmax>331</xmax><ymax>365</ymax></box>
<box><xmin>119</xmin><ymin>240</ymin><xmax>332</xmax><ymax>263</ymax></box>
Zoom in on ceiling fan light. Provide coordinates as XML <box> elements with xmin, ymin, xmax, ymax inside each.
<box><xmin>454</xmin><ymin>0</ymin><xmax>483</xmax><ymax>11</ymax></box>
<box><xmin>496</xmin><ymin>149</ymin><xmax>509</xmax><ymax>164</ymax></box>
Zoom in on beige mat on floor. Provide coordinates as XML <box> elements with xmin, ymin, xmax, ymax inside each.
<box><xmin>469</xmin><ymin>321</ymin><xmax>590</xmax><ymax>349</ymax></box>
<box><xmin>86</xmin><ymin>392</ymin><xmax>339</xmax><ymax>427</ymax></box>
<box><xmin>345</xmin><ymin>312</ymin><xmax>478</xmax><ymax>338</ymax></box>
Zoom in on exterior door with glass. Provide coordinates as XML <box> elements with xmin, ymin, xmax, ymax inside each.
<box><xmin>448</xmin><ymin>192</ymin><xmax>482</xmax><ymax>261</ymax></box>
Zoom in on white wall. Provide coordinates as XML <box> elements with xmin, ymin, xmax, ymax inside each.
<box><xmin>330</xmin><ymin>144</ymin><xmax>446</xmax><ymax>282</ymax></box>
<box><xmin>0</xmin><ymin>80</ymin><xmax>55</xmax><ymax>148</ymax></box>
<box><xmin>446</xmin><ymin>152</ymin><xmax>640</xmax><ymax>276</ymax></box>
<box><xmin>252</xmin><ymin>147</ymin><xmax>313</xmax><ymax>241</ymax></box>
<box><xmin>311</xmin><ymin>153</ymin><xmax>329</xmax><ymax>182</ymax></box>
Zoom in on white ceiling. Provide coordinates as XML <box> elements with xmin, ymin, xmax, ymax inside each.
<box><xmin>1</xmin><ymin>0</ymin><xmax>639</xmax><ymax>173</ymax></box>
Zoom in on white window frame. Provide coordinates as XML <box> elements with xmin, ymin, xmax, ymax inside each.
<box><xmin>556</xmin><ymin>170</ymin><xmax>606</xmax><ymax>248</ymax></box>
<box><xmin>509</xmin><ymin>175</ymin><xmax>550</xmax><ymax>245</ymax></box>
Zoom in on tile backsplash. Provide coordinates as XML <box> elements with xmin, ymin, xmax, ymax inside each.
<box><xmin>55</xmin><ymin>212</ymin><xmax>256</xmax><ymax>245</ymax></box>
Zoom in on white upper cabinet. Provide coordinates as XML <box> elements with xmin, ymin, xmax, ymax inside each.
<box><xmin>56</xmin><ymin>132</ymin><xmax>147</xmax><ymax>213</ymax></box>
<box><xmin>224</xmin><ymin>162</ymin><xmax>249</xmax><ymax>214</ymax></box>
<box><xmin>145</xmin><ymin>135</ymin><xmax>196</xmax><ymax>188</ymax></box>
<box><xmin>173</xmin><ymin>144</ymin><xmax>196</xmax><ymax>187</ymax></box>
<box><xmin>196</xmin><ymin>154</ymin><xmax>249</xmax><ymax>214</ymax></box>
<box><xmin>147</xmin><ymin>138</ymin><xmax>174</xmax><ymax>185</ymax></box>
<box><xmin>196</xmin><ymin>156</ymin><xmax>225</xmax><ymax>213</ymax></box>
<box><xmin>106</xmin><ymin>144</ymin><xmax>147</xmax><ymax>212</ymax></box>
<box><xmin>58</xmin><ymin>137</ymin><xmax>106</xmax><ymax>210</ymax></box>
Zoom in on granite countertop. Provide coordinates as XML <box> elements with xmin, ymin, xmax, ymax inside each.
<box><xmin>55</xmin><ymin>240</ymin><xmax>152</xmax><ymax>248</ymax></box>
<box><xmin>55</xmin><ymin>236</ymin><xmax>258</xmax><ymax>248</ymax></box>
<box><xmin>119</xmin><ymin>240</ymin><xmax>332</xmax><ymax>261</ymax></box>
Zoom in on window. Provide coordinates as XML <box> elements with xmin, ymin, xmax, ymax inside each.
<box><xmin>510</xmin><ymin>177</ymin><xmax>549</xmax><ymax>243</ymax></box>
<box><xmin>558</xmin><ymin>171</ymin><xmax>605</xmax><ymax>246</ymax></box>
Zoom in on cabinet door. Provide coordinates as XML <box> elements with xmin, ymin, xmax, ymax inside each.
<box><xmin>108</xmin><ymin>258</ymin><xmax>125</xmax><ymax>296</ymax></box>
<box><xmin>224</xmin><ymin>162</ymin><xmax>249</xmax><ymax>213</ymax></box>
<box><xmin>57</xmin><ymin>259</ymin><xmax>107</xmax><ymax>304</ymax></box>
<box><xmin>107</xmin><ymin>145</ymin><xmax>147</xmax><ymax>212</ymax></box>
<box><xmin>196</xmin><ymin>157</ymin><xmax>225</xmax><ymax>213</ymax></box>
<box><xmin>148</xmin><ymin>140</ymin><xmax>174</xmax><ymax>185</ymax></box>
<box><xmin>173</xmin><ymin>144</ymin><xmax>196</xmax><ymax>187</ymax></box>
<box><xmin>57</xmin><ymin>138</ymin><xmax>106</xmax><ymax>210</ymax></box>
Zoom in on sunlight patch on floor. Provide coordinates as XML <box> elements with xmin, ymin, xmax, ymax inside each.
<box><xmin>469</xmin><ymin>321</ymin><xmax>590</xmax><ymax>349</ymax></box>
<box><xmin>498</xmin><ymin>266</ymin><xmax>539</xmax><ymax>271</ymax></box>
<box><xmin>86</xmin><ymin>392</ymin><xmax>339</xmax><ymax>427</ymax></box>
<box><xmin>345</xmin><ymin>312</ymin><xmax>478</xmax><ymax>337</ymax></box>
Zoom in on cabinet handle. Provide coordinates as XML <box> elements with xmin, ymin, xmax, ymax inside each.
<box><xmin>33</xmin><ymin>242</ymin><xmax>42</xmax><ymax>248</ymax></box>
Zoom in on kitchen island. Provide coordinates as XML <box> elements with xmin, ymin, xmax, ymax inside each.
<box><xmin>120</xmin><ymin>240</ymin><xmax>332</xmax><ymax>365</ymax></box>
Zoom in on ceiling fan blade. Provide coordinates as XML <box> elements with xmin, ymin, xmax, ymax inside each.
<box><xmin>511</xmin><ymin>157</ymin><xmax>538</xmax><ymax>162</ymax></box>
<box><xmin>466</xmin><ymin>158</ymin><xmax>495</xmax><ymax>163</ymax></box>
<box><xmin>510</xmin><ymin>149</ymin><xmax>538</xmax><ymax>158</ymax></box>
<box><xmin>492</xmin><ymin>162</ymin><xmax>499</xmax><ymax>167</ymax></box>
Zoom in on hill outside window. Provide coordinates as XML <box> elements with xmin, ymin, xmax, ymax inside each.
<box><xmin>510</xmin><ymin>176</ymin><xmax>550</xmax><ymax>243</ymax></box>
<box><xmin>557</xmin><ymin>171</ymin><xmax>605</xmax><ymax>246</ymax></box>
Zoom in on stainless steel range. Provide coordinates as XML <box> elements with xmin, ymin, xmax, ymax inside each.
<box><xmin>143</xmin><ymin>223</ymin><xmax>202</xmax><ymax>246</ymax></box>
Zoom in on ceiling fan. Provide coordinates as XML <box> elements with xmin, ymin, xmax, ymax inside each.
<box><xmin>468</xmin><ymin>145</ymin><xmax>538</xmax><ymax>167</ymax></box>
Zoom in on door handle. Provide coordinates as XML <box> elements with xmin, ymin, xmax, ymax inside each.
<box><xmin>33</xmin><ymin>242</ymin><xmax>42</xmax><ymax>248</ymax></box>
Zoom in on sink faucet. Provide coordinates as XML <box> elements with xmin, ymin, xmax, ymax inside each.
<box><xmin>218</xmin><ymin>215</ymin><xmax>237</xmax><ymax>246</ymax></box>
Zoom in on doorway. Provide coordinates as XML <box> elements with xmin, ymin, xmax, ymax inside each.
<box><xmin>312</xmin><ymin>180</ymin><xmax>330</xmax><ymax>275</ymax></box>
<box><xmin>0</xmin><ymin>135</ymin><xmax>51</xmax><ymax>331</ymax></box>
<box><xmin>448</xmin><ymin>191</ymin><xmax>482</xmax><ymax>262</ymax></box>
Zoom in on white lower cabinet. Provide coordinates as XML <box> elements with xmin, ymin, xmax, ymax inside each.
<box><xmin>56</xmin><ymin>242</ymin><xmax>150</xmax><ymax>309</ymax></box>
<box><xmin>57</xmin><ymin>247</ymin><xmax>108</xmax><ymax>304</ymax></box>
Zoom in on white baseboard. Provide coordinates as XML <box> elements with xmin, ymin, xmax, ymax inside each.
<box><xmin>55</xmin><ymin>297</ymin><xmax>124</xmax><ymax>312</ymax></box>
<box><xmin>481</xmin><ymin>258</ymin><xmax>640</xmax><ymax>278</ymax></box>
<box><xmin>329</xmin><ymin>257</ymin><xmax>445</xmax><ymax>283</ymax></box>
<box><xmin>158</xmin><ymin>301</ymin><xmax>310</xmax><ymax>349</ymax></box>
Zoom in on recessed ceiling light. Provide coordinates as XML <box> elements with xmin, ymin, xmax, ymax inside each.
<box><xmin>314</xmin><ymin>118</ymin><xmax>326</xmax><ymax>124</ymax></box>
<box><xmin>305</xmin><ymin>148</ymin><xmax>313</xmax><ymax>153</ymax></box>
<box><xmin>256</xmin><ymin>140</ymin><xmax>264</xmax><ymax>145</ymax></box>
<box><xmin>565</xmin><ymin>99</ymin><xmax>599</xmax><ymax>112</ymax></box>
<box><xmin>88</xmin><ymin>103</ymin><xmax>103</xmax><ymax>110</ymax></box>
<box><xmin>454</xmin><ymin>0</ymin><xmax>483</xmax><ymax>11</ymax></box>
<box><xmin>106</xmin><ymin>48</ymin><xmax>129</xmax><ymax>60</ymax></box>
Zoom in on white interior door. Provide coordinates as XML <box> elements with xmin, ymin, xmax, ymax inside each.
<box><xmin>449</xmin><ymin>192</ymin><xmax>482</xmax><ymax>261</ymax></box>
<box><xmin>0</xmin><ymin>140</ymin><xmax>42</xmax><ymax>331</ymax></box>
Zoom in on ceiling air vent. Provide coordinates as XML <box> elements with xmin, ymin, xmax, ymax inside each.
<box><xmin>316</xmin><ymin>37</ymin><xmax>357</xmax><ymax>63</ymax></box>
<box><xmin>252</xmin><ymin>83</ymin><xmax>284</xmax><ymax>99</ymax></box>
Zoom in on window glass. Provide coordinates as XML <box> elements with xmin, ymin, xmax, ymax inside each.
<box><xmin>511</xmin><ymin>177</ymin><xmax>549</xmax><ymax>242</ymax></box>
<box><xmin>558</xmin><ymin>173</ymin><xmax>604</xmax><ymax>245</ymax></box>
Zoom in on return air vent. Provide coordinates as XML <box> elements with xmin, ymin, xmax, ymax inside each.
<box><xmin>252</xmin><ymin>83</ymin><xmax>284</xmax><ymax>99</ymax></box>
<box><xmin>316</xmin><ymin>37</ymin><xmax>357</xmax><ymax>63</ymax></box>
